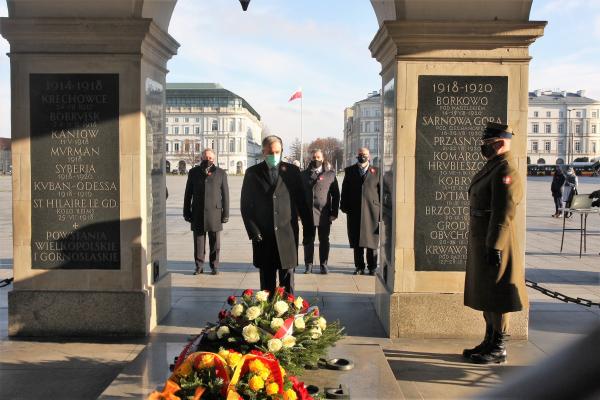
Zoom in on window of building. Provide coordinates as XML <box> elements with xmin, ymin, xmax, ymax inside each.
<box><xmin>238</xmin><ymin>138</ymin><xmax>242</xmax><ymax>153</ymax></box>
<box><xmin>230</xmin><ymin>119</ymin><xmax>235</xmax><ymax>132</ymax></box>
<box><xmin>592</xmin><ymin>125</ymin><xmax>597</xmax><ymax>134</ymax></box>
<box><xmin>229</xmin><ymin>139</ymin><xmax>235</xmax><ymax>153</ymax></box>
<box><xmin>576</xmin><ymin>111</ymin><xmax>581</xmax><ymax>117</ymax></box>
<box><xmin>546</xmin><ymin>111</ymin><xmax>551</xmax><ymax>118</ymax></box>
<box><xmin>592</xmin><ymin>142</ymin><xmax>597</xmax><ymax>153</ymax></box>
<box><xmin>174</xmin><ymin>143</ymin><xmax>180</xmax><ymax>152</ymax></box>
<box><xmin>545</xmin><ymin>123</ymin><xmax>551</xmax><ymax>134</ymax></box>
<box><xmin>532</xmin><ymin>123</ymin><xmax>539</xmax><ymax>133</ymax></box>
<box><xmin>592</xmin><ymin>112</ymin><xmax>598</xmax><ymax>118</ymax></box>
<box><xmin>212</xmin><ymin>120</ymin><xmax>218</xmax><ymax>131</ymax></box>
<box><xmin>184</xmin><ymin>142</ymin><xmax>190</xmax><ymax>152</ymax></box>
<box><xmin>575</xmin><ymin>141</ymin><xmax>581</xmax><ymax>153</ymax></box>
<box><xmin>374</xmin><ymin>121</ymin><xmax>381</xmax><ymax>132</ymax></box>
<box><xmin>173</xmin><ymin>127</ymin><xmax>179</xmax><ymax>134</ymax></box>
<box><xmin>238</xmin><ymin>119</ymin><xmax>243</xmax><ymax>132</ymax></box>
<box><xmin>558</xmin><ymin>123</ymin><xmax>564</xmax><ymax>134</ymax></box>
<box><xmin>365</xmin><ymin>121</ymin><xmax>371</xmax><ymax>132</ymax></box>
<box><xmin>559</xmin><ymin>111</ymin><xmax>564</xmax><ymax>118</ymax></box>
<box><xmin>165</xmin><ymin>142</ymin><xmax>169</xmax><ymax>152</ymax></box>
<box><xmin>532</xmin><ymin>141</ymin><xmax>538</xmax><ymax>152</ymax></box>
<box><xmin>533</xmin><ymin>111</ymin><xmax>538</xmax><ymax>117</ymax></box>
<box><xmin>184</xmin><ymin>126</ymin><xmax>190</xmax><ymax>135</ymax></box>
<box><xmin>184</xmin><ymin>117</ymin><xmax>189</xmax><ymax>123</ymax></box>
<box><xmin>195</xmin><ymin>127</ymin><xmax>200</xmax><ymax>134</ymax></box>
<box><xmin>196</xmin><ymin>117</ymin><xmax>200</xmax><ymax>123</ymax></box>
<box><xmin>558</xmin><ymin>140</ymin><xmax>564</xmax><ymax>150</ymax></box>
<box><xmin>166</xmin><ymin>117</ymin><xmax>170</xmax><ymax>123</ymax></box>
<box><xmin>195</xmin><ymin>143</ymin><xmax>201</xmax><ymax>152</ymax></box>
<box><xmin>575</xmin><ymin>124</ymin><xmax>581</xmax><ymax>134</ymax></box>
<box><xmin>544</xmin><ymin>141</ymin><xmax>551</xmax><ymax>152</ymax></box>
<box><xmin>174</xmin><ymin>117</ymin><xmax>179</xmax><ymax>122</ymax></box>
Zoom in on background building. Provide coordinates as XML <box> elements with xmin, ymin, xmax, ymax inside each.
<box><xmin>0</xmin><ymin>138</ymin><xmax>10</xmax><ymax>174</ymax></box>
<box><xmin>528</xmin><ymin>89</ymin><xmax>600</xmax><ymax>165</ymax></box>
<box><xmin>343</xmin><ymin>91</ymin><xmax>381</xmax><ymax>167</ymax></box>
<box><xmin>165</xmin><ymin>83</ymin><xmax>263</xmax><ymax>174</ymax></box>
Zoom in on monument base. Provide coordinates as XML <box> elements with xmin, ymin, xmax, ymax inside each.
<box><xmin>8</xmin><ymin>273</ymin><xmax>172</xmax><ymax>337</ymax></box>
<box><xmin>375</xmin><ymin>276</ymin><xmax>528</xmax><ymax>339</ymax></box>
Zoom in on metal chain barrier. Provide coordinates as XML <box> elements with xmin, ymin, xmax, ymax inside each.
<box><xmin>0</xmin><ymin>278</ymin><xmax>13</xmax><ymax>288</ymax></box>
<box><xmin>526</xmin><ymin>279</ymin><xmax>600</xmax><ymax>308</ymax></box>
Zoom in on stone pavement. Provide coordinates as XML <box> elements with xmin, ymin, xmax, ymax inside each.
<box><xmin>0</xmin><ymin>174</ymin><xmax>599</xmax><ymax>399</ymax></box>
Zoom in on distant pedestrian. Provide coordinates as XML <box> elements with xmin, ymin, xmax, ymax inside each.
<box><xmin>240</xmin><ymin>135</ymin><xmax>312</xmax><ymax>294</ymax></box>
<box><xmin>550</xmin><ymin>165</ymin><xmax>565</xmax><ymax>217</ymax></box>
<box><xmin>463</xmin><ymin>122</ymin><xmax>527</xmax><ymax>365</ymax></box>
<box><xmin>340</xmin><ymin>147</ymin><xmax>380</xmax><ymax>275</ymax></box>
<box><xmin>301</xmin><ymin>149</ymin><xmax>340</xmax><ymax>274</ymax></box>
<box><xmin>562</xmin><ymin>166</ymin><xmax>578</xmax><ymax>218</ymax></box>
<box><xmin>183</xmin><ymin>148</ymin><xmax>229</xmax><ymax>275</ymax></box>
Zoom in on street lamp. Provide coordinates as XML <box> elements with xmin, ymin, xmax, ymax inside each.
<box><xmin>239</xmin><ymin>0</ymin><xmax>251</xmax><ymax>11</ymax></box>
<box><xmin>567</xmin><ymin>108</ymin><xmax>574</xmax><ymax>164</ymax></box>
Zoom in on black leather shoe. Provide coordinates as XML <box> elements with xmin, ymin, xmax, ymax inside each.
<box><xmin>368</xmin><ymin>269</ymin><xmax>376</xmax><ymax>276</ymax></box>
<box><xmin>210</xmin><ymin>268</ymin><xmax>218</xmax><ymax>275</ymax></box>
<box><xmin>463</xmin><ymin>325</ymin><xmax>492</xmax><ymax>358</ymax></box>
<box><xmin>353</xmin><ymin>268</ymin><xmax>364</xmax><ymax>275</ymax></box>
<box><xmin>305</xmin><ymin>264</ymin><xmax>312</xmax><ymax>274</ymax></box>
<box><xmin>193</xmin><ymin>268</ymin><xmax>203</xmax><ymax>275</ymax></box>
<box><xmin>471</xmin><ymin>331</ymin><xmax>508</xmax><ymax>364</ymax></box>
<box><xmin>320</xmin><ymin>265</ymin><xmax>328</xmax><ymax>274</ymax></box>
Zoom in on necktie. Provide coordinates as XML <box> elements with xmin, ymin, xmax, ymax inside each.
<box><xmin>270</xmin><ymin>167</ymin><xmax>278</xmax><ymax>185</ymax></box>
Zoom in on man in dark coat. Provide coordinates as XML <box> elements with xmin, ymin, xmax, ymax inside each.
<box><xmin>301</xmin><ymin>149</ymin><xmax>340</xmax><ymax>274</ymax></box>
<box><xmin>550</xmin><ymin>165</ymin><xmax>565</xmax><ymax>217</ymax></box>
<box><xmin>240</xmin><ymin>135</ymin><xmax>312</xmax><ymax>294</ymax></box>
<box><xmin>340</xmin><ymin>147</ymin><xmax>380</xmax><ymax>275</ymax></box>
<box><xmin>183</xmin><ymin>148</ymin><xmax>229</xmax><ymax>275</ymax></box>
<box><xmin>463</xmin><ymin>122</ymin><xmax>527</xmax><ymax>364</ymax></box>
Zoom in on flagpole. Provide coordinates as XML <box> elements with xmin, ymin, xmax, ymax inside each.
<box><xmin>300</xmin><ymin>94</ymin><xmax>303</xmax><ymax>168</ymax></box>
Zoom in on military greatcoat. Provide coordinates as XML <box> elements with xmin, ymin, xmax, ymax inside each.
<box><xmin>240</xmin><ymin>161</ymin><xmax>312</xmax><ymax>270</ymax></box>
<box><xmin>464</xmin><ymin>152</ymin><xmax>528</xmax><ymax>313</ymax></box>
<box><xmin>340</xmin><ymin>164</ymin><xmax>380</xmax><ymax>250</ymax></box>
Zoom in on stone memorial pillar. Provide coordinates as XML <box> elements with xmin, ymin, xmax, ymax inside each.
<box><xmin>1</xmin><ymin>0</ymin><xmax>179</xmax><ymax>336</ymax></box>
<box><xmin>369</xmin><ymin>1</ymin><xmax>545</xmax><ymax>338</ymax></box>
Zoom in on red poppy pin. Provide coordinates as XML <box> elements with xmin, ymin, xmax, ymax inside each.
<box><xmin>370</xmin><ymin>168</ymin><xmax>376</xmax><ymax>174</ymax></box>
<box><xmin>319</xmin><ymin>176</ymin><xmax>324</xmax><ymax>181</ymax></box>
<box><xmin>502</xmin><ymin>176</ymin><xmax>512</xmax><ymax>185</ymax></box>
<box><xmin>207</xmin><ymin>172</ymin><xmax>212</xmax><ymax>176</ymax></box>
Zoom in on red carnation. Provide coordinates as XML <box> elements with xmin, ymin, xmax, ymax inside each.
<box><xmin>218</xmin><ymin>310</ymin><xmax>228</xmax><ymax>320</ymax></box>
<box><xmin>302</xmin><ymin>299</ymin><xmax>309</xmax><ymax>311</ymax></box>
<box><xmin>289</xmin><ymin>376</ymin><xmax>313</xmax><ymax>400</ymax></box>
<box><xmin>287</xmin><ymin>294</ymin><xmax>295</xmax><ymax>303</ymax></box>
<box><xmin>276</xmin><ymin>287</ymin><xmax>285</xmax><ymax>296</ymax></box>
<box><xmin>227</xmin><ymin>295</ymin><xmax>236</xmax><ymax>305</ymax></box>
<box><xmin>313</xmin><ymin>307</ymin><xmax>319</xmax><ymax>317</ymax></box>
<box><xmin>242</xmin><ymin>289</ymin><xmax>253</xmax><ymax>297</ymax></box>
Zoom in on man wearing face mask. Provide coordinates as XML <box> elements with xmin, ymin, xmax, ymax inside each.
<box><xmin>463</xmin><ymin>121</ymin><xmax>527</xmax><ymax>365</ymax></box>
<box><xmin>241</xmin><ymin>135</ymin><xmax>312</xmax><ymax>294</ymax></box>
<box><xmin>183</xmin><ymin>148</ymin><xmax>230</xmax><ymax>275</ymax></box>
<box><xmin>340</xmin><ymin>147</ymin><xmax>381</xmax><ymax>275</ymax></box>
<box><xmin>301</xmin><ymin>149</ymin><xmax>340</xmax><ymax>274</ymax></box>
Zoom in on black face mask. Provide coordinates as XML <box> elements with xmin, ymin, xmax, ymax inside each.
<box><xmin>310</xmin><ymin>160</ymin><xmax>323</xmax><ymax>169</ymax></box>
<box><xmin>480</xmin><ymin>144</ymin><xmax>496</xmax><ymax>158</ymax></box>
<box><xmin>200</xmin><ymin>160</ymin><xmax>213</xmax><ymax>169</ymax></box>
<box><xmin>357</xmin><ymin>155</ymin><xmax>368</xmax><ymax>164</ymax></box>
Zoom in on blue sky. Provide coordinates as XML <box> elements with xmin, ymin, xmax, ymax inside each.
<box><xmin>1</xmin><ymin>0</ymin><xmax>600</xmax><ymax>146</ymax></box>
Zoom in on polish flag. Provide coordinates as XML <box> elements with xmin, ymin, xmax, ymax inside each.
<box><xmin>288</xmin><ymin>88</ymin><xmax>302</xmax><ymax>102</ymax></box>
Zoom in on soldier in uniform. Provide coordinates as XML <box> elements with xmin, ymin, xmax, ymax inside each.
<box><xmin>463</xmin><ymin>122</ymin><xmax>527</xmax><ymax>364</ymax></box>
<box><xmin>183</xmin><ymin>148</ymin><xmax>229</xmax><ymax>275</ymax></box>
<box><xmin>301</xmin><ymin>149</ymin><xmax>340</xmax><ymax>274</ymax></box>
<box><xmin>340</xmin><ymin>147</ymin><xmax>381</xmax><ymax>275</ymax></box>
<box><xmin>240</xmin><ymin>135</ymin><xmax>312</xmax><ymax>294</ymax></box>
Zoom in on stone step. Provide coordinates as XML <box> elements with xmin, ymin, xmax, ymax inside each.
<box><xmin>99</xmin><ymin>341</ymin><xmax>404</xmax><ymax>399</ymax></box>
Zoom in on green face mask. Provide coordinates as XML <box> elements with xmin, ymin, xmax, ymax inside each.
<box><xmin>265</xmin><ymin>153</ymin><xmax>281</xmax><ymax>168</ymax></box>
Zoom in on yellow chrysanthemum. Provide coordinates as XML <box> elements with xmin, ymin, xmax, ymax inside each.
<box><xmin>249</xmin><ymin>359</ymin><xmax>266</xmax><ymax>373</ymax></box>
<box><xmin>248</xmin><ymin>375</ymin><xmax>265</xmax><ymax>392</ymax></box>
<box><xmin>284</xmin><ymin>388</ymin><xmax>298</xmax><ymax>400</ymax></box>
<box><xmin>259</xmin><ymin>368</ymin><xmax>270</xmax><ymax>381</ymax></box>
<box><xmin>266</xmin><ymin>382</ymin><xmax>279</xmax><ymax>396</ymax></box>
<box><xmin>218</xmin><ymin>349</ymin><xmax>230</xmax><ymax>359</ymax></box>
<box><xmin>228</xmin><ymin>352</ymin><xmax>242</xmax><ymax>367</ymax></box>
<box><xmin>199</xmin><ymin>354</ymin><xmax>215</xmax><ymax>368</ymax></box>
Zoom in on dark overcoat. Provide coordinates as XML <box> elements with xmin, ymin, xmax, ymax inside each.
<box><xmin>340</xmin><ymin>164</ymin><xmax>380</xmax><ymax>249</ymax></box>
<box><xmin>300</xmin><ymin>168</ymin><xmax>340</xmax><ymax>226</ymax></box>
<box><xmin>183</xmin><ymin>164</ymin><xmax>229</xmax><ymax>233</ymax></box>
<box><xmin>464</xmin><ymin>152</ymin><xmax>527</xmax><ymax>313</ymax></box>
<box><xmin>241</xmin><ymin>161</ymin><xmax>312</xmax><ymax>270</ymax></box>
<box><xmin>550</xmin><ymin>171</ymin><xmax>565</xmax><ymax>197</ymax></box>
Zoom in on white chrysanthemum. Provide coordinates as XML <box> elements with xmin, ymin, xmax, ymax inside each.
<box><xmin>267</xmin><ymin>338</ymin><xmax>283</xmax><ymax>353</ymax></box>
<box><xmin>231</xmin><ymin>304</ymin><xmax>244</xmax><ymax>318</ymax></box>
<box><xmin>293</xmin><ymin>296</ymin><xmax>304</xmax><ymax>309</ymax></box>
<box><xmin>270</xmin><ymin>318</ymin><xmax>284</xmax><ymax>331</ymax></box>
<box><xmin>246</xmin><ymin>306</ymin><xmax>262</xmax><ymax>321</ymax></box>
<box><xmin>242</xmin><ymin>324</ymin><xmax>260</xmax><ymax>343</ymax></box>
<box><xmin>294</xmin><ymin>317</ymin><xmax>305</xmax><ymax>331</ymax></box>
<box><xmin>273</xmin><ymin>300</ymin><xmax>289</xmax><ymax>316</ymax></box>
<box><xmin>282</xmin><ymin>335</ymin><xmax>297</xmax><ymax>348</ymax></box>
<box><xmin>309</xmin><ymin>326</ymin><xmax>322</xmax><ymax>339</ymax></box>
<box><xmin>206</xmin><ymin>328</ymin><xmax>218</xmax><ymax>341</ymax></box>
<box><xmin>217</xmin><ymin>325</ymin><xmax>230</xmax><ymax>339</ymax></box>
<box><xmin>255</xmin><ymin>290</ymin><xmax>269</xmax><ymax>302</ymax></box>
<box><xmin>317</xmin><ymin>317</ymin><xmax>327</xmax><ymax>331</ymax></box>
